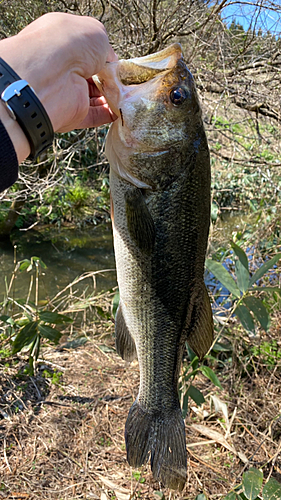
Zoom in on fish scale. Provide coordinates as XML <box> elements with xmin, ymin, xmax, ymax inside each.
<box><xmin>93</xmin><ymin>43</ymin><xmax>214</xmax><ymax>491</ymax></box>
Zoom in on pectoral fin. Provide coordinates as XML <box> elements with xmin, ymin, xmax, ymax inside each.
<box><xmin>115</xmin><ymin>301</ymin><xmax>137</xmax><ymax>361</ymax></box>
<box><xmin>125</xmin><ymin>189</ymin><xmax>155</xmax><ymax>252</ymax></box>
<box><xmin>185</xmin><ymin>283</ymin><xmax>214</xmax><ymax>360</ymax></box>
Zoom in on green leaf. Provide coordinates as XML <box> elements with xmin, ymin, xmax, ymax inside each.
<box><xmin>0</xmin><ymin>314</ymin><xmax>12</xmax><ymax>323</ymax></box>
<box><xmin>200</xmin><ymin>365</ymin><xmax>222</xmax><ymax>389</ymax></box>
<box><xmin>262</xmin><ymin>477</ymin><xmax>281</xmax><ymax>500</ymax></box>
<box><xmin>187</xmin><ymin>385</ymin><xmax>205</xmax><ymax>406</ymax></box>
<box><xmin>30</xmin><ymin>335</ymin><xmax>40</xmax><ymax>361</ymax></box>
<box><xmin>231</xmin><ymin>241</ymin><xmax>249</xmax><ymax>272</ymax></box>
<box><xmin>60</xmin><ymin>337</ymin><xmax>87</xmax><ymax>349</ymax></box>
<box><xmin>13</xmin><ymin>321</ymin><xmax>38</xmax><ymax>354</ymax></box>
<box><xmin>205</xmin><ymin>259</ymin><xmax>241</xmax><ymax>298</ymax></box>
<box><xmin>212</xmin><ymin>341</ymin><xmax>232</xmax><ymax>353</ymax></box>
<box><xmin>15</xmin><ymin>318</ymin><xmax>30</xmax><ymax>327</ymax></box>
<box><xmin>154</xmin><ymin>492</ymin><xmax>164</xmax><ymax>500</ymax></box>
<box><xmin>185</xmin><ymin>342</ymin><xmax>197</xmax><ymax>360</ymax></box>
<box><xmin>181</xmin><ymin>390</ymin><xmax>189</xmax><ymax>419</ymax></box>
<box><xmin>99</xmin><ymin>344</ymin><xmax>115</xmax><ymax>353</ymax></box>
<box><xmin>236</xmin><ymin>260</ymin><xmax>250</xmax><ymax>293</ymax></box>
<box><xmin>249</xmin><ymin>253</ymin><xmax>281</xmax><ymax>287</ymax></box>
<box><xmin>231</xmin><ymin>240</ymin><xmax>249</xmax><ymax>293</ymax></box>
<box><xmin>211</xmin><ymin>201</ymin><xmax>219</xmax><ymax>222</ymax></box>
<box><xmin>18</xmin><ymin>259</ymin><xmax>31</xmax><ymax>272</ymax></box>
<box><xmin>39</xmin><ymin>311</ymin><xmax>73</xmax><ymax>324</ymax></box>
<box><xmin>242</xmin><ymin>468</ymin><xmax>263</xmax><ymax>499</ymax></box>
<box><xmin>243</xmin><ymin>296</ymin><xmax>270</xmax><ymax>331</ymax></box>
<box><xmin>38</xmin><ymin>325</ymin><xmax>62</xmax><ymax>344</ymax></box>
<box><xmin>112</xmin><ymin>292</ymin><xmax>120</xmax><ymax>318</ymax></box>
<box><xmin>31</xmin><ymin>256</ymin><xmax>47</xmax><ymax>269</ymax></box>
<box><xmin>235</xmin><ymin>304</ymin><xmax>255</xmax><ymax>334</ymax></box>
<box><xmin>195</xmin><ymin>494</ymin><xmax>208</xmax><ymax>500</ymax></box>
<box><xmin>223</xmin><ymin>493</ymin><xmax>237</xmax><ymax>500</ymax></box>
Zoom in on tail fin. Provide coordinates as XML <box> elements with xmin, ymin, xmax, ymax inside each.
<box><xmin>125</xmin><ymin>401</ymin><xmax>187</xmax><ymax>491</ymax></box>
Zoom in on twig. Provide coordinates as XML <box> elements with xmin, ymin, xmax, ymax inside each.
<box><xmin>3</xmin><ymin>438</ymin><xmax>12</xmax><ymax>473</ymax></box>
<box><xmin>30</xmin><ymin>377</ymin><xmax>41</xmax><ymax>400</ymax></box>
<box><xmin>237</xmin><ymin>417</ymin><xmax>281</xmax><ymax>475</ymax></box>
<box><xmin>37</xmin><ymin>359</ymin><xmax>66</xmax><ymax>371</ymax></box>
<box><xmin>265</xmin><ymin>441</ymin><xmax>281</xmax><ymax>480</ymax></box>
<box><xmin>187</xmin><ymin>446</ymin><xmax>226</xmax><ymax>476</ymax></box>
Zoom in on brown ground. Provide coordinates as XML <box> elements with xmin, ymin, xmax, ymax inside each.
<box><xmin>1</xmin><ymin>309</ymin><xmax>281</xmax><ymax>500</ymax></box>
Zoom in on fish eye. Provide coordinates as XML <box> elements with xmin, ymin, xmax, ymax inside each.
<box><xmin>170</xmin><ymin>87</ymin><xmax>187</xmax><ymax>106</ymax></box>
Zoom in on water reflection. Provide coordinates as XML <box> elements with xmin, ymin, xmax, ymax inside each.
<box><xmin>0</xmin><ymin>223</ymin><xmax>117</xmax><ymax>301</ymax></box>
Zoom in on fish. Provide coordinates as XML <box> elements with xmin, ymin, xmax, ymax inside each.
<box><xmin>93</xmin><ymin>43</ymin><xmax>214</xmax><ymax>491</ymax></box>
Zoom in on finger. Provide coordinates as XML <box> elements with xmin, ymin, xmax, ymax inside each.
<box><xmin>77</xmin><ymin>103</ymin><xmax>117</xmax><ymax>129</ymax></box>
<box><xmin>90</xmin><ymin>98</ymin><xmax>118</xmax><ymax>121</ymax></box>
<box><xmin>107</xmin><ymin>45</ymin><xmax>118</xmax><ymax>62</ymax></box>
<box><xmin>87</xmin><ymin>80</ymin><xmax>103</xmax><ymax>98</ymax></box>
<box><xmin>89</xmin><ymin>95</ymin><xmax>109</xmax><ymax>107</ymax></box>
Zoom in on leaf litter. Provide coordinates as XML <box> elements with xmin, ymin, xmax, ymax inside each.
<box><xmin>0</xmin><ymin>298</ymin><xmax>281</xmax><ymax>499</ymax></box>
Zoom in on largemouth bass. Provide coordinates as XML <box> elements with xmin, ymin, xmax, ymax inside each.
<box><xmin>93</xmin><ymin>44</ymin><xmax>213</xmax><ymax>491</ymax></box>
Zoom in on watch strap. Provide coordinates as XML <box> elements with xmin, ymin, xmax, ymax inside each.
<box><xmin>0</xmin><ymin>57</ymin><xmax>54</xmax><ymax>159</ymax></box>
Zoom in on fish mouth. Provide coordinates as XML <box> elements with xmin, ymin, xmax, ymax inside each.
<box><xmin>93</xmin><ymin>43</ymin><xmax>184</xmax><ymax>117</ymax></box>
<box><xmin>92</xmin><ymin>44</ymin><xmax>191</xmax><ymax>189</ymax></box>
<box><xmin>118</xmin><ymin>43</ymin><xmax>183</xmax><ymax>85</ymax></box>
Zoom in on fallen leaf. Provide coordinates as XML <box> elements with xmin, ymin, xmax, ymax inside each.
<box><xmin>96</xmin><ymin>474</ymin><xmax>131</xmax><ymax>500</ymax></box>
<box><xmin>191</xmin><ymin>424</ymin><xmax>236</xmax><ymax>454</ymax></box>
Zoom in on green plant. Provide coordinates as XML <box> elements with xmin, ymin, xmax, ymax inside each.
<box><xmin>179</xmin><ymin>344</ymin><xmax>222</xmax><ymax>419</ymax></box>
<box><xmin>250</xmin><ymin>340</ymin><xmax>281</xmax><ymax>367</ymax></box>
<box><xmin>132</xmin><ymin>471</ymin><xmax>145</xmax><ymax>484</ymax></box>
<box><xmin>206</xmin><ymin>243</ymin><xmax>281</xmax><ymax>335</ymax></box>
<box><xmin>223</xmin><ymin>467</ymin><xmax>281</xmax><ymax>499</ymax></box>
<box><xmin>0</xmin><ymin>256</ymin><xmax>72</xmax><ymax>375</ymax></box>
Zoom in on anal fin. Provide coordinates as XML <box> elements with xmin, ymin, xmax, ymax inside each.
<box><xmin>115</xmin><ymin>301</ymin><xmax>137</xmax><ymax>361</ymax></box>
<box><xmin>186</xmin><ymin>283</ymin><xmax>214</xmax><ymax>360</ymax></box>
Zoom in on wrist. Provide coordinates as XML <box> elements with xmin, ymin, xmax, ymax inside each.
<box><xmin>0</xmin><ymin>56</ymin><xmax>54</xmax><ymax>161</ymax></box>
<box><xmin>0</xmin><ymin>97</ymin><xmax>30</xmax><ymax>163</ymax></box>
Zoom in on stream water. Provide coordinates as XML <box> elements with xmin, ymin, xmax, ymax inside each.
<box><xmin>0</xmin><ymin>223</ymin><xmax>117</xmax><ymax>303</ymax></box>
<box><xmin>0</xmin><ymin>211</ymin><xmax>258</xmax><ymax>303</ymax></box>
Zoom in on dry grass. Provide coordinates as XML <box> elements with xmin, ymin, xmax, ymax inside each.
<box><xmin>1</xmin><ymin>305</ymin><xmax>281</xmax><ymax>500</ymax></box>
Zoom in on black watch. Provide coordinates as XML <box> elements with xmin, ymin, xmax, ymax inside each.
<box><xmin>0</xmin><ymin>57</ymin><xmax>54</xmax><ymax>159</ymax></box>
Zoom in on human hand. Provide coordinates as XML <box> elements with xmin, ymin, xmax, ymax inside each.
<box><xmin>0</xmin><ymin>12</ymin><xmax>117</xmax><ymax>133</ymax></box>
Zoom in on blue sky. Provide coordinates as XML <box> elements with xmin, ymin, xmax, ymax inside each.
<box><xmin>220</xmin><ymin>2</ymin><xmax>281</xmax><ymax>35</ymax></box>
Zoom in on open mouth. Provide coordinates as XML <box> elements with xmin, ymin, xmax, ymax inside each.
<box><xmin>118</xmin><ymin>43</ymin><xmax>183</xmax><ymax>85</ymax></box>
<box><xmin>92</xmin><ymin>44</ymin><xmax>184</xmax><ymax>118</ymax></box>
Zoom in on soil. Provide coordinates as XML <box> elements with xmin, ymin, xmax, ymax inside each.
<box><xmin>1</xmin><ymin>311</ymin><xmax>281</xmax><ymax>500</ymax></box>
